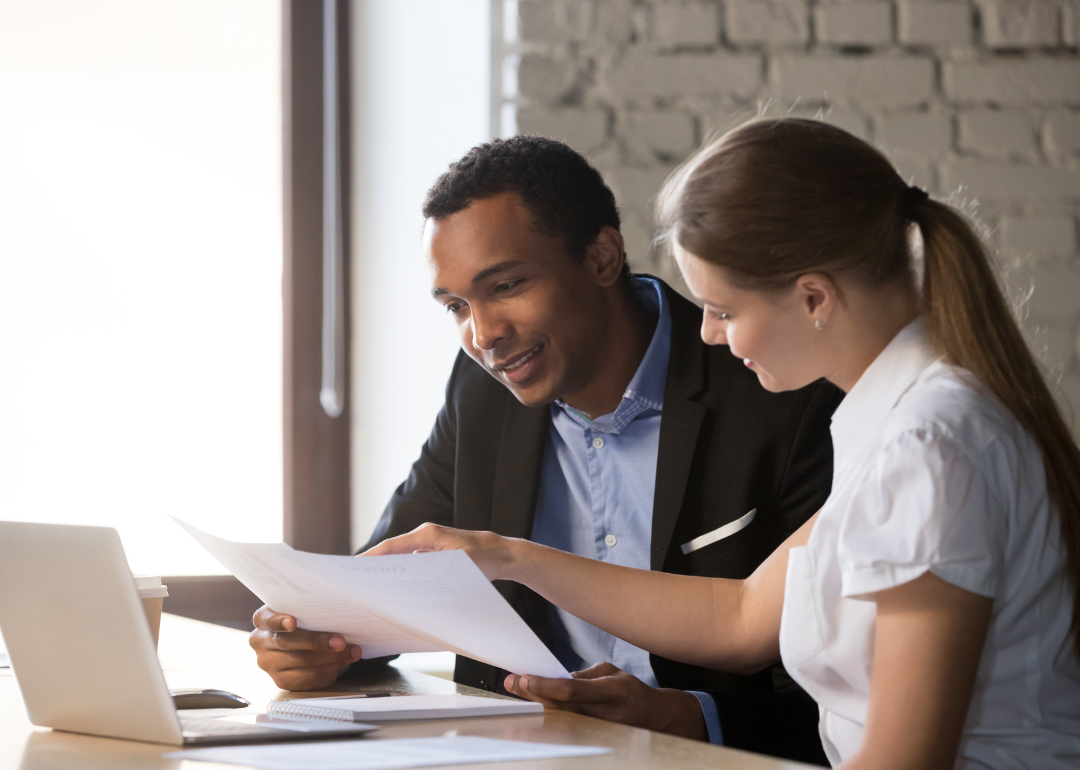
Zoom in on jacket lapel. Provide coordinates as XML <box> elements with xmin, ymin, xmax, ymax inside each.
<box><xmin>651</xmin><ymin>282</ymin><xmax>707</xmax><ymax>570</ymax></box>
<box><xmin>491</xmin><ymin>396</ymin><xmax>549</xmax><ymax>540</ymax></box>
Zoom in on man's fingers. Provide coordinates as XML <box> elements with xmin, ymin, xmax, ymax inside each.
<box><xmin>516</xmin><ymin>674</ymin><xmax>619</xmax><ymax>705</ymax></box>
<box><xmin>268</xmin><ymin>628</ymin><xmax>347</xmax><ymax>652</ymax></box>
<box><xmin>253</xmin><ymin>607</ymin><xmax>298</xmax><ymax>634</ymax></box>
<box><xmin>265</xmin><ymin>649</ymin><xmax>353</xmax><ymax>670</ymax></box>
<box><xmin>272</xmin><ymin>662</ymin><xmax>346</xmax><ymax>692</ymax></box>
<box><xmin>571</xmin><ymin>662</ymin><xmax>620</xmax><ymax>680</ymax></box>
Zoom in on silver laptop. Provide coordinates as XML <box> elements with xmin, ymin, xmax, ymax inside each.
<box><xmin>0</xmin><ymin>521</ymin><xmax>378</xmax><ymax>746</ymax></box>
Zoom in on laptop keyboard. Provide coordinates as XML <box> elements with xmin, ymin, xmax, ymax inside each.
<box><xmin>180</xmin><ymin>715</ymin><xmax>285</xmax><ymax>737</ymax></box>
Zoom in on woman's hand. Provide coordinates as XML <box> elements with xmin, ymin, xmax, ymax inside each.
<box><xmin>360</xmin><ymin>523</ymin><xmax>522</xmax><ymax>582</ymax></box>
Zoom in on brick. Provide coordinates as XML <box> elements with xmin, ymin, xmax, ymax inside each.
<box><xmin>516</xmin><ymin>107</ymin><xmax>609</xmax><ymax>153</ymax></box>
<box><xmin>958</xmin><ymin>110</ymin><xmax>1039</xmax><ymax>159</ymax></box>
<box><xmin>1045</xmin><ymin>109</ymin><xmax>1080</xmax><ymax>156</ymax></box>
<box><xmin>651</xmin><ymin>2</ymin><xmax>721</xmax><ymax>47</ymax></box>
<box><xmin>725</xmin><ymin>0</ymin><xmax>810</xmax><ymax>45</ymax></box>
<box><xmin>941</xmin><ymin>158</ymin><xmax>1080</xmax><ymax>200</ymax></box>
<box><xmin>1066</xmin><ymin>1</ymin><xmax>1080</xmax><ymax>45</ymax></box>
<box><xmin>606</xmin><ymin>164</ymin><xmax>679</xmax><ymax>215</ymax></box>
<box><xmin>607</xmin><ymin>49</ymin><xmax>762</xmax><ymax>98</ymax></box>
<box><xmin>772</xmin><ymin>56</ymin><xmax>935</xmax><ymax>106</ymax></box>
<box><xmin>1001</xmin><ymin>214</ymin><xmax>1077</xmax><ymax>256</ymax></box>
<box><xmin>1008</xmin><ymin>261</ymin><xmax>1080</xmax><ymax>322</ymax></box>
<box><xmin>977</xmin><ymin>0</ymin><xmax>1060</xmax><ymax>49</ymax></box>
<box><xmin>896</xmin><ymin>1</ymin><xmax>973</xmax><ymax>46</ymax></box>
<box><xmin>877</xmin><ymin>112</ymin><xmax>953</xmax><ymax>156</ymax></box>
<box><xmin>595</xmin><ymin>0</ymin><xmax>635</xmax><ymax>43</ymax></box>
<box><xmin>814</xmin><ymin>4</ymin><xmax>893</xmax><ymax>47</ymax></box>
<box><xmin>623</xmin><ymin>111</ymin><xmax>697</xmax><ymax>156</ymax></box>
<box><xmin>517</xmin><ymin>54</ymin><xmax>579</xmax><ymax>102</ymax></box>
<box><xmin>944</xmin><ymin>60</ymin><xmax>1080</xmax><ymax>105</ymax></box>
<box><xmin>519</xmin><ymin>1</ymin><xmax>564</xmax><ymax>43</ymax></box>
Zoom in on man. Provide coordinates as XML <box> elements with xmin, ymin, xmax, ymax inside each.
<box><xmin>250</xmin><ymin>137</ymin><xmax>842</xmax><ymax>764</ymax></box>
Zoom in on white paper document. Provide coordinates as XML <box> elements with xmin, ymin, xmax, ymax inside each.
<box><xmin>166</xmin><ymin>736</ymin><xmax>612</xmax><ymax>770</ymax></box>
<box><xmin>172</xmin><ymin>518</ymin><xmax>569</xmax><ymax>679</ymax></box>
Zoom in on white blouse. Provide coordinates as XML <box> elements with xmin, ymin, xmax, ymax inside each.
<box><xmin>779</xmin><ymin>319</ymin><xmax>1080</xmax><ymax>768</ymax></box>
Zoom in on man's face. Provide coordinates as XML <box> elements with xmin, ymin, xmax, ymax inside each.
<box><xmin>426</xmin><ymin>192</ymin><xmax>608</xmax><ymax>407</ymax></box>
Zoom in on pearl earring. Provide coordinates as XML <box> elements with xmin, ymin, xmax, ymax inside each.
<box><xmin>815</xmin><ymin>320</ymin><xmax>824</xmax><ymax>331</ymax></box>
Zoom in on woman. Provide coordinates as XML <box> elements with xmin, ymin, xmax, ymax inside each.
<box><xmin>366</xmin><ymin>119</ymin><xmax>1080</xmax><ymax>769</ymax></box>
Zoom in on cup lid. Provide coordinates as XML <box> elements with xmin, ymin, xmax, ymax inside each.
<box><xmin>132</xmin><ymin>574</ymin><xmax>162</xmax><ymax>591</ymax></box>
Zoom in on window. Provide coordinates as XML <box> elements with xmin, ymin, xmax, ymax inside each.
<box><xmin>0</xmin><ymin>0</ymin><xmax>283</xmax><ymax>577</ymax></box>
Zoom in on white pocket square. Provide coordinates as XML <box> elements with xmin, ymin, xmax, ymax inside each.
<box><xmin>680</xmin><ymin>508</ymin><xmax>757</xmax><ymax>555</ymax></box>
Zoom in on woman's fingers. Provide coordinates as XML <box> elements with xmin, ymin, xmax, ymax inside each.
<box><xmin>359</xmin><ymin>524</ymin><xmax>515</xmax><ymax>581</ymax></box>
<box><xmin>361</xmin><ymin>523</ymin><xmax>452</xmax><ymax>556</ymax></box>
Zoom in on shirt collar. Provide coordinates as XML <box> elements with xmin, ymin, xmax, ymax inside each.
<box><xmin>556</xmin><ymin>276</ymin><xmax>672</xmax><ymax>433</ymax></box>
<box><xmin>829</xmin><ymin>317</ymin><xmax>941</xmax><ymax>472</ymax></box>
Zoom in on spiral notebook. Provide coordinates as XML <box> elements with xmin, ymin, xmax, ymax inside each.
<box><xmin>266</xmin><ymin>694</ymin><xmax>543</xmax><ymax>723</ymax></box>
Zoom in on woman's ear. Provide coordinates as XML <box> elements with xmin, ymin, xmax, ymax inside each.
<box><xmin>585</xmin><ymin>226</ymin><xmax>627</xmax><ymax>287</ymax></box>
<box><xmin>795</xmin><ymin>273</ymin><xmax>839</xmax><ymax>327</ymax></box>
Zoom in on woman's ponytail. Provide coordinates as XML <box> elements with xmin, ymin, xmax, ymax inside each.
<box><xmin>913</xmin><ymin>197</ymin><xmax>1080</xmax><ymax>660</ymax></box>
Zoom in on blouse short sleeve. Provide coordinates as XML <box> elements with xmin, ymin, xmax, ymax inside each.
<box><xmin>837</xmin><ymin>423</ymin><xmax>1007</xmax><ymax>601</ymax></box>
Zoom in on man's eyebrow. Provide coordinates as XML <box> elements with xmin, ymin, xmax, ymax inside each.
<box><xmin>471</xmin><ymin>261</ymin><xmax>523</xmax><ymax>285</ymax></box>
<box><xmin>430</xmin><ymin>261</ymin><xmax>525</xmax><ymax>299</ymax></box>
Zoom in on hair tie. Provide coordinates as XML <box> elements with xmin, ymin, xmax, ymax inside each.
<box><xmin>903</xmin><ymin>185</ymin><xmax>929</xmax><ymax>217</ymax></box>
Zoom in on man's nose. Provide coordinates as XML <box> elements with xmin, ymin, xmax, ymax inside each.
<box><xmin>470</xmin><ymin>308</ymin><xmax>508</xmax><ymax>352</ymax></box>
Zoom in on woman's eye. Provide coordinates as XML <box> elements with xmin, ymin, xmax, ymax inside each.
<box><xmin>708</xmin><ymin>308</ymin><xmax>729</xmax><ymax>321</ymax></box>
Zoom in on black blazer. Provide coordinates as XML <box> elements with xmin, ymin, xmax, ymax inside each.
<box><xmin>362</xmin><ymin>279</ymin><xmax>842</xmax><ymax>765</ymax></box>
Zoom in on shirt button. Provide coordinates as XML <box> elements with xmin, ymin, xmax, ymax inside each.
<box><xmin>605</xmin><ymin>534</ymin><xmax>617</xmax><ymax>547</ymax></box>
<box><xmin>592</xmin><ymin>437</ymin><xmax>605</xmax><ymax>449</ymax></box>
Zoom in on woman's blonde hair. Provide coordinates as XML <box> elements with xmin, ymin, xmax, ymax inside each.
<box><xmin>658</xmin><ymin>117</ymin><xmax>1080</xmax><ymax>658</ymax></box>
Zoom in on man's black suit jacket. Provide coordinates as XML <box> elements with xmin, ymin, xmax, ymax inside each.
<box><xmin>361</xmin><ymin>279</ymin><xmax>842</xmax><ymax>765</ymax></box>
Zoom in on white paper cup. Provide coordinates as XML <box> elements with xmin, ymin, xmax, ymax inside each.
<box><xmin>133</xmin><ymin>575</ymin><xmax>169</xmax><ymax>649</ymax></box>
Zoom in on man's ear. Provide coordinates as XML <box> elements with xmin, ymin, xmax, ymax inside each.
<box><xmin>795</xmin><ymin>273</ymin><xmax>839</xmax><ymax>326</ymax></box>
<box><xmin>584</xmin><ymin>226</ymin><xmax>626</xmax><ymax>287</ymax></box>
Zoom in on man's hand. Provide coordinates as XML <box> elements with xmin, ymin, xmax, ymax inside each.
<box><xmin>504</xmin><ymin>663</ymin><xmax>708</xmax><ymax>741</ymax></box>
<box><xmin>248</xmin><ymin>605</ymin><xmax>362</xmax><ymax>691</ymax></box>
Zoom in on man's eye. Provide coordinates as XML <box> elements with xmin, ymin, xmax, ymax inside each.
<box><xmin>493</xmin><ymin>279</ymin><xmax>523</xmax><ymax>294</ymax></box>
<box><xmin>445</xmin><ymin>302</ymin><xmax>466</xmax><ymax>315</ymax></box>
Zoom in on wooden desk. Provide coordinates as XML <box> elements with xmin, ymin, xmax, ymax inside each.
<box><xmin>0</xmin><ymin>614</ymin><xmax>812</xmax><ymax>770</ymax></box>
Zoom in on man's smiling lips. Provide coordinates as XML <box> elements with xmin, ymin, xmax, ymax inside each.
<box><xmin>491</xmin><ymin>344</ymin><xmax>543</xmax><ymax>384</ymax></box>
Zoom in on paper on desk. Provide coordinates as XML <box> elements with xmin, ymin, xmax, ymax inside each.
<box><xmin>166</xmin><ymin>736</ymin><xmax>611</xmax><ymax>770</ymax></box>
<box><xmin>172</xmin><ymin>518</ymin><xmax>569</xmax><ymax>679</ymax></box>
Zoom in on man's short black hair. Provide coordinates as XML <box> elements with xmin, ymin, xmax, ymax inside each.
<box><xmin>423</xmin><ymin>135</ymin><xmax>622</xmax><ymax>259</ymax></box>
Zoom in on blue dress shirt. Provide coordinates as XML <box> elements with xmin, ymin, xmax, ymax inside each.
<box><xmin>530</xmin><ymin>277</ymin><xmax>723</xmax><ymax>745</ymax></box>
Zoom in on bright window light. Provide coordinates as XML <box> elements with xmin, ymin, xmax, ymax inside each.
<box><xmin>0</xmin><ymin>0</ymin><xmax>283</xmax><ymax>575</ymax></box>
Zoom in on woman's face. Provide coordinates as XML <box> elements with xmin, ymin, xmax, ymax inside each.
<box><xmin>673</xmin><ymin>243</ymin><xmax>826</xmax><ymax>393</ymax></box>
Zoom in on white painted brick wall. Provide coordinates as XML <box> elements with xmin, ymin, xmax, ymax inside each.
<box><xmin>958</xmin><ymin>110</ymin><xmax>1040</xmax><ymax>159</ymax></box>
<box><xmin>650</xmin><ymin>2</ymin><xmax>721</xmax><ymax>47</ymax></box>
<box><xmin>815</xmin><ymin>3</ymin><xmax>894</xmax><ymax>47</ymax></box>
<box><xmin>897</xmin><ymin>1</ymin><xmax>972</xmax><ymax>46</ymax></box>
<box><xmin>502</xmin><ymin>0</ymin><xmax>1080</xmax><ymax>436</ymax></box>
<box><xmin>977</xmin><ymin>0</ymin><xmax>1060</xmax><ymax>48</ymax></box>
<box><xmin>726</xmin><ymin>0</ymin><xmax>810</xmax><ymax>44</ymax></box>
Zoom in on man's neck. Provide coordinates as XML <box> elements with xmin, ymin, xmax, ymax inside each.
<box><xmin>560</xmin><ymin>285</ymin><xmax>657</xmax><ymax>419</ymax></box>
